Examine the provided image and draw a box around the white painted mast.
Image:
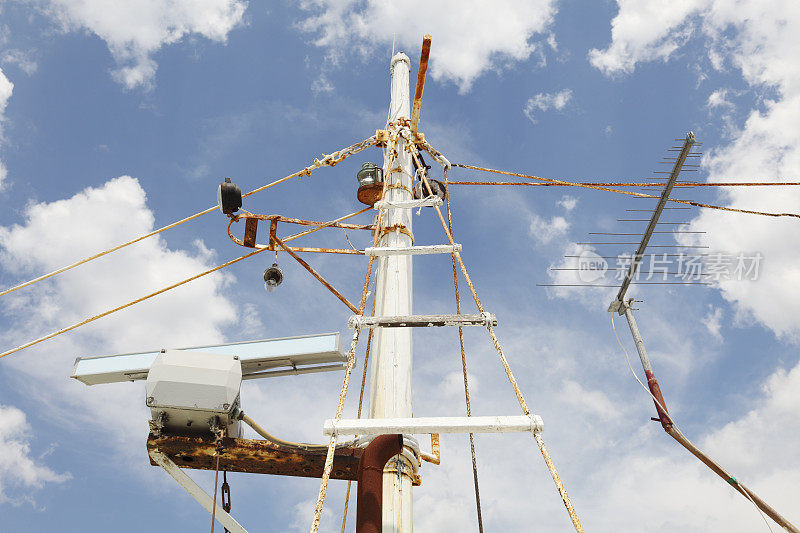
[368,51,415,532]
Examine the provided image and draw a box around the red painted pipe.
[644,369,673,429]
[356,434,404,533]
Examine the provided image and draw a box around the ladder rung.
[373,197,443,210]
[348,313,496,329]
[364,244,462,256]
[323,414,544,436]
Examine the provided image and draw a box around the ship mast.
[368,51,415,532]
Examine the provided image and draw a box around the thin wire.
[444,171,484,532]
[610,313,774,533]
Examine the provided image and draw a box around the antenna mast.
[368,51,415,531]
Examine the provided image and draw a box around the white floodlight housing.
[71,333,347,386]
[146,350,243,438]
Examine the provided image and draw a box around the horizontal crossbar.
[373,197,443,210]
[364,244,462,256]
[324,415,544,436]
[147,433,362,480]
[348,313,496,329]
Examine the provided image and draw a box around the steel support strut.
[150,450,248,533]
[617,300,799,533]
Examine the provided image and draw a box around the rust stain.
[243,217,258,248]
[147,434,363,481]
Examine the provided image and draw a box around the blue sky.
[0,1,799,532]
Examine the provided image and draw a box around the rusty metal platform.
[146,433,362,481]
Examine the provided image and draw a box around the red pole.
[356,435,404,533]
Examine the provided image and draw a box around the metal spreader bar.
[324,415,544,436]
[609,132,696,312]
[365,244,462,256]
[348,313,497,330]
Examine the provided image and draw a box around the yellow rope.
[310,138,396,533]
[0,136,378,299]
[0,205,215,299]
[0,210,367,360]
[340,285,376,533]
[0,247,268,359]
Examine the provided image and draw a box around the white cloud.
[588,0,703,76]
[0,67,13,190]
[557,195,578,211]
[0,176,237,464]
[594,1,800,338]
[0,70,12,133]
[311,73,334,95]
[523,88,572,123]
[0,404,69,504]
[702,305,723,340]
[591,358,800,531]
[33,0,247,89]
[529,212,569,244]
[558,379,620,419]
[407,316,800,532]
[297,0,558,93]
[438,371,479,401]
[706,88,741,134]
[707,88,732,109]
[1,49,38,75]
[546,243,615,305]
[289,498,336,533]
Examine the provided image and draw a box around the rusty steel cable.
[310,140,397,533]
[0,209,367,360]
[273,236,359,314]
[444,170,485,533]
[452,164,800,219]
[0,135,378,300]
[407,144,585,532]
[447,180,800,187]
[226,208,372,252]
